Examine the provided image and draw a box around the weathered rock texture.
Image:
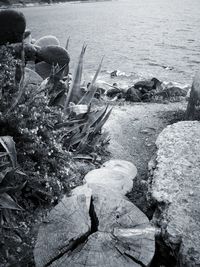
[148,121,200,267]
[34,160,155,267]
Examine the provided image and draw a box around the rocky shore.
[0,8,200,267]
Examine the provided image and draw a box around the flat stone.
[148,121,200,267]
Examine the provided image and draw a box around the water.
[18,0,200,86]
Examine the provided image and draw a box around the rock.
[148,121,200,267]
[125,87,142,102]
[37,45,70,67]
[110,70,118,78]
[106,87,122,98]
[84,168,134,195]
[185,70,200,119]
[94,87,105,99]
[134,77,161,92]
[34,35,60,48]
[24,68,43,85]
[34,184,155,267]
[0,10,26,45]
[154,87,187,99]
[35,61,52,79]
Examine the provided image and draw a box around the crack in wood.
[44,196,99,267]
[124,252,146,267]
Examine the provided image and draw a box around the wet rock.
[125,87,142,102]
[0,10,26,45]
[34,35,60,48]
[134,77,161,92]
[37,45,70,67]
[149,121,200,267]
[110,70,118,78]
[94,87,105,99]
[154,87,187,99]
[185,70,200,120]
[106,87,122,98]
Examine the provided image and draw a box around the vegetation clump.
[0,39,111,266]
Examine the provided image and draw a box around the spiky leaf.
[79,57,103,105]
[64,45,87,112]
[0,193,23,210]
[0,137,17,168]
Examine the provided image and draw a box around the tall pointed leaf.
[93,107,113,135]
[65,37,70,50]
[0,193,23,210]
[79,57,104,105]
[64,45,87,114]
[0,136,17,168]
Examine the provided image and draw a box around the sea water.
[19,0,200,87]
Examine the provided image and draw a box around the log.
[84,168,134,195]
[34,184,155,267]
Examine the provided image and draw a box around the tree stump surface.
[34,184,155,267]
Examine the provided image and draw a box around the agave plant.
[55,45,112,154]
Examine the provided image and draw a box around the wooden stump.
[34,184,155,267]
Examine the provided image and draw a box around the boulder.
[148,121,200,267]
[0,10,26,45]
[34,184,155,267]
[185,70,200,120]
[37,45,70,67]
[24,68,43,85]
[134,78,161,92]
[35,61,52,79]
[106,87,123,98]
[34,35,60,48]
[125,87,142,102]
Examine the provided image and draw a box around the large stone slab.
[148,121,200,267]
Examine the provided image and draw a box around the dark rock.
[35,62,52,79]
[134,77,161,92]
[37,45,70,67]
[106,87,122,98]
[110,70,118,78]
[141,90,156,102]
[125,87,142,102]
[155,87,187,99]
[185,70,200,119]
[94,87,105,99]
[0,10,26,45]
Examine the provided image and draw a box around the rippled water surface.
[20,0,200,85]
